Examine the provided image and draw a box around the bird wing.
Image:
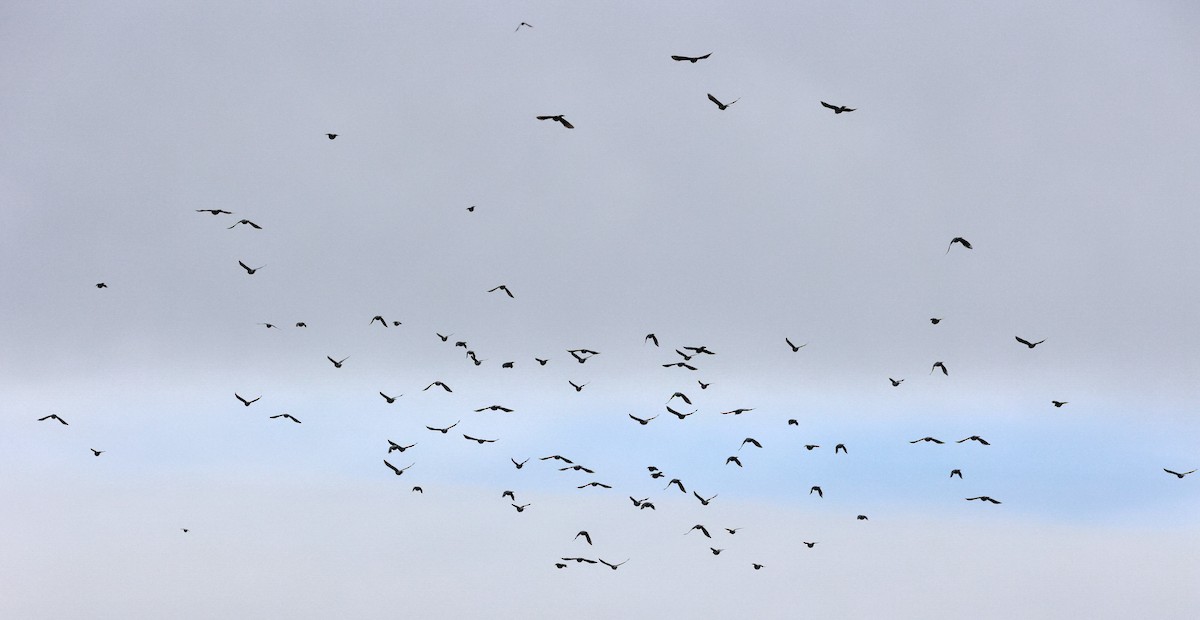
[821,101,837,110]
[384,460,400,474]
[707,93,723,107]
[558,118,574,129]
[1015,336,1032,346]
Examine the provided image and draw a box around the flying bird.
[511,503,531,512]
[515,22,532,31]
[670,53,711,63]
[666,406,695,419]
[568,381,588,392]
[957,436,991,445]
[560,465,596,474]
[667,392,692,405]
[258,323,278,329]
[693,492,717,506]
[535,358,549,365]
[501,362,514,369]
[37,414,68,425]
[380,392,401,403]
[488,284,515,298]
[561,557,596,564]
[785,338,806,352]
[95,282,107,288]
[424,381,453,392]
[369,315,389,327]
[931,361,948,375]
[1163,468,1196,478]
[227,219,262,229]
[752,563,764,570]
[698,381,711,389]
[1015,336,1046,348]
[463,434,497,444]
[436,332,452,342]
[269,413,301,423]
[598,558,628,571]
[910,437,944,444]
[803,542,818,548]
[820,101,855,113]
[857,515,869,521]
[511,458,529,469]
[383,460,413,476]
[686,524,712,538]
[1052,401,1068,407]
[295,322,307,327]
[475,405,514,413]
[541,455,574,464]
[577,481,612,489]
[628,414,657,425]
[326,356,349,368]
[90,449,104,456]
[707,93,739,110]
[575,531,592,545]
[889,378,904,386]
[536,115,574,129]
[725,456,743,467]
[195,209,232,215]
[725,528,741,535]
[645,333,659,346]
[502,490,515,500]
[721,408,754,416]
[945,237,972,253]
[662,362,697,370]
[835,444,847,454]
[810,486,823,498]
[966,496,1002,504]
[710,548,724,555]
[804,444,820,451]
[787,419,798,426]
[235,394,260,407]
[412,486,423,493]
[425,421,459,433]
[930,317,943,324]
[238,261,264,274]
[666,479,687,492]
[950,469,963,478]
[326,133,337,140]
[387,440,416,453]
[739,438,762,450]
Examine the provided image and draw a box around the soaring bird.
[667,392,692,405]
[90,449,104,456]
[598,559,628,571]
[957,435,991,445]
[966,496,1002,504]
[501,362,514,369]
[709,548,724,555]
[561,465,596,474]
[686,524,712,538]
[698,381,711,389]
[37,414,68,425]
[258,323,278,329]
[889,378,904,386]
[425,421,459,433]
[488,284,515,298]
[950,469,963,478]
[945,237,972,253]
[511,458,529,469]
[1015,336,1046,348]
[476,405,514,413]
[436,332,452,342]
[693,492,717,506]
[383,460,413,476]
[502,490,515,500]
[238,261,264,274]
[554,563,567,569]
[463,434,497,444]
[235,394,260,407]
[269,413,301,423]
[575,531,592,545]
[639,502,656,510]
[369,315,389,327]
[930,317,943,324]
[380,392,401,403]
[295,322,307,327]
[1052,401,1068,407]
[666,478,687,492]
[541,455,574,464]
[821,101,855,113]
[577,481,612,489]
[227,219,262,229]
[629,496,649,507]
[810,486,823,498]
[387,440,416,453]
[424,381,453,392]
[707,93,739,110]
[196,209,232,215]
[857,515,869,521]
[568,349,600,363]
[725,528,741,535]
[666,406,695,419]
[511,503,531,512]
[785,338,806,352]
[1164,468,1196,478]
[628,414,657,425]
[910,436,944,444]
[752,563,764,570]
[326,356,349,368]
[466,205,475,212]
[671,53,711,63]
[535,358,549,365]
[515,22,532,31]
[931,361,949,375]
[95,282,107,288]
[645,333,659,346]
[662,362,697,370]
[721,408,754,416]
[835,444,847,454]
[562,557,596,564]
[412,486,423,493]
[536,115,574,129]
[326,133,337,140]
[803,542,818,548]
[804,444,820,451]
[725,456,743,467]
[787,419,798,426]
[740,438,762,450]
[568,381,588,392]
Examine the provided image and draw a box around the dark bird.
[235,394,260,407]
[966,496,1002,504]
[1164,468,1196,478]
[957,435,991,445]
[645,333,659,346]
[666,479,687,493]
[568,381,588,392]
[810,486,823,498]
[910,437,944,444]
[475,405,514,413]
[820,101,855,113]
[455,341,468,348]
[181,529,189,533]
[662,362,698,370]
[710,548,724,555]
[931,361,948,375]
[383,460,413,476]
[785,338,806,352]
[650,471,664,479]
[945,237,972,253]
[327,356,349,368]
[950,469,963,478]
[425,421,459,433]
[693,492,717,506]
[295,322,307,327]
[721,408,754,416]
[380,392,401,404]
[424,381,453,392]
[95,282,107,288]
[889,378,904,386]
[686,524,712,538]
[412,486,423,493]
[326,133,337,140]
[436,332,452,342]
[575,531,592,545]
[387,440,416,453]
[1015,336,1046,348]
[38,414,68,425]
[740,438,762,450]
[725,456,743,467]
[463,434,497,444]
[1052,401,1068,407]
[666,406,695,419]
[577,481,612,489]
[802,542,817,548]
[598,558,628,571]
[667,392,692,405]
[511,458,529,469]
[804,444,820,451]
[195,209,232,215]
[787,419,798,426]
[258,323,278,329]
[568,349,600,363]
[536,115,574,129]
[535,358,549,365]
[227,219,262,229]
[752,563,764,570]
[560,465,596,474]
[670,53,711,63]
[488,284,515,298]
[835,444,847,454]
[629,496,648,507]
[269,413,301,423]
[369,315,389,327]
[515,22,532,31]
[707,93,739,110]
[698,381,711,389]
[725,528,741,535]
[238,261,264,274]
[555,563,567,569]
[541,455,574,464]
[90,449,104,456]
[512,503,531,512]
[647,466,659,472]
[930,317,943,324]
[501,362,514,369]
[669,350,689,363]
[857,515,869,521]
[466,206,475,212]
[639,502,656,510]
[628,414,657,425]
[502,490,515,500]
[562,557,596,564]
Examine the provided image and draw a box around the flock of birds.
[49,23,1195,576]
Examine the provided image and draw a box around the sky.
[2,1,1199,618]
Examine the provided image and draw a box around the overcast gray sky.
[2,1,1199,618]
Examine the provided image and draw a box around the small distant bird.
[662,362,698,370]
[577,481,612,489]
[436,332,452,342]
[740,438,762,450]
[95,282,107,288]
[511,503,531,512]
[857,515,869,521]
[235,394,260,407]
[535,358,549,365]
[821,101,855,113]
[639,502,656,510]
[710,548,724,555]
[674,350,693,362]
[785,338,806,352]
[38,414,68,425]
[670,53,711,63]
[555,563,567,569]
[930,317,943,324]
[721,408,754,416]
[475,405,514,413]
[629,496,648,507]
[810,486,823,498]
[326,133,337,140]
[694,492,717,506]
[575,531,592,545]
[511,458,529,469]
[466,205,475,212]
[1015,336,1046,348]
[889,378,904,386]
[502,490,515,500]
[501,362,514,369]
[195,209,232,215]
[561,465,596,474]
[387,440,416,453]
[488,284,515,298]
[1052,401,1068,407]
[707,93,739,110]
[562,557,596,564]
[568,381,587,392]
[666,478,687,493]
[227,219,262,229]
[383,460,413,476]
[910,437,944,444]
[725,456,743,467]
[966,496,1002,504]
[238,261,264,274]
[945,237,972,253]
[598,558,628,571]
[957,435,991,445]
[90,449,104,456]
[698,381,710,389]
[380,392,401,403]
[295,322,307,327]
[752,563,764,570]
[455,341,468,348]
[425,421,459,433]
[686,524,712,538]
[931,361,949,375]
[181,529,189,533]
[950,469,963,478]
[424,381,453,392]
[628,414,657,425]
[667,392,692,405]
[787,419,798,426]
[269,413,301,423]
[666,406,695,419]
[804,444,820,451]
[515,22,532,31]
[835,444,847,454]
[412,486,423,493]
[645,333,659,346]
[258,323,278,329]
[725,528,741,535]
[1164,468,1196,478]
[326,356,349,368]
[536,115,574,129]
[463,434,497,444]
[541,455,574,464]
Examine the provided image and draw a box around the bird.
[725,456,743,467]
[639,502,656,510]
[931,361,949,375]
[752,563,764,570]
[425,421,459,433]
[662,362,697,370]
[561,465,596,474]
[387,440,416,453]
[488,284,515,298]
[835,444,847,454]
[785,338,806,352]
[966,496,1002,504]
[666,406,695,419]
[804,444,820,451]
[670,53,711,63]
[1015,336,1046,348]
[90,449,103,456]
[710,548,724,555]
[802,542,818,548]
[1052,401,1068,407]
[181,529,189,533]
[629,496,648,507]
[693,492,717,506]
[37,414,68,425]
[295,322,307,327]
[541,455,574,464]
[436,332,452,342]
[568,381,587,392]
[511,458,529,469]
[475,405,514,413]
[857,515,869,521]
[502,490,515,500]
[721,408,754,415]
[910,437,944,444]
[810,486,823,498]
[369,315,389,327]
[411,486,423,493]
[227,219,262,229]
[501,362,514,369]
[455,341,468,348]
[821,101,855,113]
[424,381,453,392]
[238,261,264,274]
[269,413,301,423]
[698,381,711,389]
[567,348,600,361]
[1163,468,1196,478]
[326,133,337,140]
[535,358,549,366]
[554,563,567,569]
[466,206,475,212]
[463,434,497,444]
[787,419,798,426]
[326,356,349,368]
[383,460,413,476]
[578,481,612,489]
[645,333,659,346]
[598,558,628,571]
[511,503,531,512]
[945,237,972,253]
[379,392,401,404]
[515,22,532,31]
[707,93,739,110]
[740,438,762,450]
[258,323,278,329]
[889,378,904,386]
[667,392,692,404]
[234,394,260,407]
[666,479,687,492]
[950,469,963,478]
[536,115,574,129]
[957,435,991,445]
[628,414,657,425]
[686,524,712,538]
[561,557,596,564]
[725,528,741,535]
[195,209,232,215]
[95,282,107,288]
[575,531,592,545]
[930,317,943,324]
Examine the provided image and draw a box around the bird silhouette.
[950,469,963,478]
[821,101,855,113]
[475,405,514,413]
[412,486,423,493]
[515,22,532,31]
[710,548,724,555]
[295,322,307,327]
[575,531,592,545]
[945,237,972,253]
[889,378,904,386]
[698,381,711,389]
[752,563,764,570]
[269,413,301,423]
[369,316,389,327]
[740,438,762,450]
[666,406,695,419]
[90,449,104,456]
[931,361,949,375]
[910,437,944,444]
[258,323,278,329]
[502,490,515,500]
[599,558,628,570]
[380,392,401,403]
[568,381,588,392]
[535,358,549,365]
[1052,401,1068,407]
[227,219,262,229]
[721,408,754,416]
[326,356,349,368]
[630,496,649,507]
[785,338,806,352]
[957,436,991,445]
[560,465,596,474]
[511,503,531,512]
[930,317,943,324]
[1163,468,1196,478]
[670,53,711,63]
[686,524,712,538]
[1015,336,1046,348]
[554,563,567,569]
[511,458,529,469]
[425,421,459,433]
[383,460,413,475]
[38,414,68,425]
[577,481,612,489]
[536,115,574,129]
[835,444,847,454]
[966,496,1002,504]
[628,414,657,425]
[95,282,107,288]
[237,261,264,274]
[803,541,818,548]
[725,528,741,535]
[424,381,453,392]
[501,362,514,369]
[235,394,260,407]
[562,557,596,564]
[436,332,452,342]
[810,486,823,498]
[195,209,232,215]
[645,333,659,346]
[466,206,475,212]
[463,434,497,444]
[666,478,687,492]
[725,456,743,467]
[488,284,515,298]
[181,529,189,533]
[693,492,717,506]
[707,93,739,110]
[787,419,799,426]
[326,133,337,140]
[667,392,692,404]
[662,362,698,370]
[387,440,416,453]
[857,515,869,521]
[804,444,820,451]
[541,455,574,464]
